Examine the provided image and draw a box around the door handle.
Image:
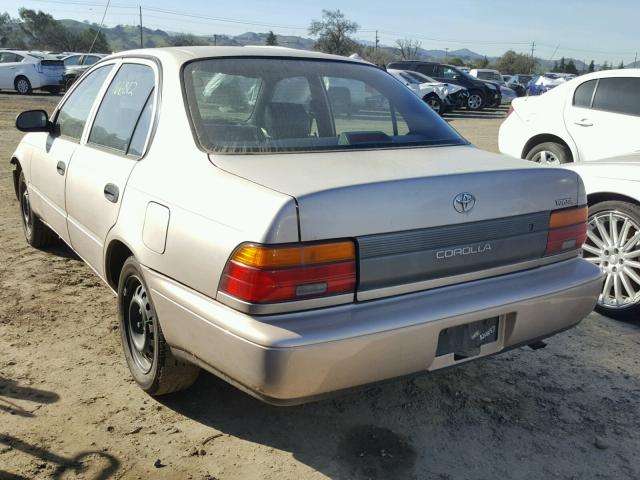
[56,161,65,175]
[103,183,119,203]
[574,119,593,127]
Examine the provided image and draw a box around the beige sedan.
[10,47,602,404]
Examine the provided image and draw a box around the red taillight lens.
[219,241,356,304]
[507,104,515,117]
[545,206,588,256]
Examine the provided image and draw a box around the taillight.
[219,241,356,304]
[507,104,515,117]
[545,206,588,255]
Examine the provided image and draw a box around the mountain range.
[61,19,635,70]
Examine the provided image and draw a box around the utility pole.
[530,40,535,74]
[445,47,449,59]
[139,6,143,48]
[214,34,217,46]
[375,30,379,52]
[635,52,638,67]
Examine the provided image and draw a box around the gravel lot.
[1,92,639,480]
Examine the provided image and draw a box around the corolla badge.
[453,192,476,213]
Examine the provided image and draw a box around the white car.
[470,68,504,84]
[0,50,64,94]
[499,69,640,164]
[563,155,640,318]
[387,69,449,113]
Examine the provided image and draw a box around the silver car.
[11,47,602,405]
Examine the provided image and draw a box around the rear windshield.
[183,58,466,154]
[477,71,502,81]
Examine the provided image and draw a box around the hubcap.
[468,94,482,109]
[122,276,155,373]
[582,211,640,310]
[21,189,32,237]
[533,150,561,165]
[17,79,29,93]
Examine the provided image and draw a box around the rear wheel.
[14,76,32,95]
[582,201,640,320]
[466,90,484,110]
[118,257,200,395]
[525,142,571,165]
[423,94,442,115]
[18,171,55,248]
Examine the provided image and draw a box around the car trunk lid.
[211,145,582,299]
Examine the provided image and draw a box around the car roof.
[103,46,370,67]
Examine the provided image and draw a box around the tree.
[565,59,578,75]
[309,9,359,56]
[473,56,489,68]
[494,50,535,74]
[265,30,278,46]
[18,8,67,50]
[558,57,566,72]
[618,61,624,69]
[588,60,595,72]
[395,38,421,60]
[447,56,464,66]
[601,61,609,71]
[552,61,558,72]
[0,12,25,48]
[167,34,202,47]
[360,45,392,67]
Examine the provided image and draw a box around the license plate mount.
[436,317,499,360]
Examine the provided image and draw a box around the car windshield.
[183,58,466,154]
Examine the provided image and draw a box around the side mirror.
[453,75,461,80]
[16,110,52,133]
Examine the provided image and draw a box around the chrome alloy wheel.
[16,78,30,94]
[122,275,155,373]
[467,94,482,110]
[582,210,640,310]
[531,150,560,165]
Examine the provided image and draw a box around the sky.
[3,0,639,64]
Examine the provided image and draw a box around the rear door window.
[55,65,113,141]
[592,77,640,116]
[416,64,436,76]
[573,80,597,108]
[88,63,156,155]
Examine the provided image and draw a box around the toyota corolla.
[10,47,602,404]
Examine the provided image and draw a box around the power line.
[88,0,110,53]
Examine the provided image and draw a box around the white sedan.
[565,155,640,318]
[387,68,449,114]
[499,69,640,164]
[0,50,64,94]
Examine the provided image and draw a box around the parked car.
[563,155,640,318]
[0,50,64,94]
[527,73,567,96]
[499,69,640,164]
[398,69,470,109]
[11,46,601,404]
[470,68,504,84]
[500,85,517,104]
[509,74,534,87]
[387,68,453,114]
[62,53,106,90]
[387,60,501,110]
[502,75,512,83]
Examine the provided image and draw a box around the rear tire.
[14,76,32,95]
[118,257,200,395]
[18,171,56,248]
[583,201,640,320]
[525,142,572,165]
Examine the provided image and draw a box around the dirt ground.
[1,92,639,480]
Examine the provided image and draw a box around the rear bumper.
[144,257,602,405]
